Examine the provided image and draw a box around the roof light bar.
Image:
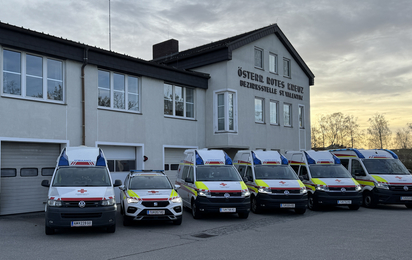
[58,148,69,166]
[252,151,261,165]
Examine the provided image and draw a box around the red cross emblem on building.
[279,181,286,184]
[220,183,227,186]
[78,189,87,193]
[335,179,341,183]
[396,176,402,180]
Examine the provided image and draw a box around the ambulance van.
[175,149,250,219]
[41,147,122,235]
[285,150,362,210]
[330,148,412,208]
[233,150,307,214]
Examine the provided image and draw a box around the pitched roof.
[153,24,314,85]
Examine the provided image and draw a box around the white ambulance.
[41,147,122,235]
[330,148,412,208]
[233,150,307,214]
[175,149,250,219]
[284,150,362,211]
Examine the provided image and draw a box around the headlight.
[316,185,329,191]
[198,190,211,197]
[355,185,362,191]
[242,190,251,197]
[102,198,116,206]
[47,199,62,207]
[376,182,389,190]
[258,187,272,194]
[171,197,182,203]
[300,187,308,194]
[127,197,140,204]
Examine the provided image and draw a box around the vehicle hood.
[311,178,357,187]
[127,189,179,200]
[255,179,303,189]
[370,174,412,185]
[195,181,248,192]
[48,187,114,200]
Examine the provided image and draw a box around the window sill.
[255,122,265,125]
[284,125,293,128]
[270,123,280,126]
[214,131,238,134]
[1,94,65,105]
[254,66,264,71]
[98,107,142,114]
[164,115,196,121]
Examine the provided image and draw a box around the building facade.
[0,22,314,215]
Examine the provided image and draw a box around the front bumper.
[313,191,362,206]
[194,196,251,214]
[256,193,308,209]
[373,188,412,205]
[124,202,183,221]
[45,205,117,228]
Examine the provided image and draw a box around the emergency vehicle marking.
[371,175,389,184]
[205,161,224,165]
[70,161,95,166]
[289,161,305,165]
[262,161,280,165]
[316,160,334,164]
[60,197,104,201]
[234,161,252,165]
[78,189,87,193]
[220,183,227,187]
[332,153,357,158]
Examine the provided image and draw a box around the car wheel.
[120,203,124,215]
[238,212,249,219]
[363,191,377,208]
[295,208,306,214]
[348,204,360,210]
[123,215,132,226]
[107,224,116,233]
[308,193,319,211]
[405,204,412,209]
[172,217,182,225]
[251,196,261,214]
[191,200,202,219]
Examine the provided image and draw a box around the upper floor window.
[164,84,194,119]
[284,103,292,127]
[283,58,291,78]
[255,97,264,123]
[299,105,304,129]
[2,49,63,102]
[98,70,140,112]
[215,90,237,132]
[254,47,263,69]
[270,100,279,125]
[269,53,278,74]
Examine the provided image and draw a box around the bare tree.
[324,112,346,147]
[394,125,411,149]
[344,115,361,148]
[367,114,392,149]
[311,126,322,149]
[318,115,328,148]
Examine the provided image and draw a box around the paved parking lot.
[0,204,411,260]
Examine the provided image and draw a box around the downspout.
[81,48,89,146]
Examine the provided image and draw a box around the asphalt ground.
[0,204,411,260]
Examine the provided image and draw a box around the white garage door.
[164,148,186,184]
[0,142,61,215]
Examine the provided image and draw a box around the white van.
[285,150,362,210]
[41,147,122,235]
[175,149,250,219]
[330,148,412,208]
[233,150,307,214]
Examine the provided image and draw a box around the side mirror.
[41,180,50,187]
[174,184,181,189]
[119,185,125,191]
[185,177,193,183]
[113,179,122,187]
[242,176,248,182]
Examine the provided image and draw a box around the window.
[107,160,136,172]
[20,168,38,177]
[98,70,140,112]
[215,90,237,132]
[1,168,16,177]
[269,53,278,74]
[283,58,291,78]
[299,105,304,128]
[255,98,264,123]
[164,84,194,118]
[41,168,55,176]
[284,103,292,127]
[254,47,263,69]
[2,49,64,101]
[270,100,279,125]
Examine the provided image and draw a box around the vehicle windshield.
[254,165,298,180]
[362,159,410,175]
[130,176,172,189]
[52,167,111,187]
[309,165,352,178]
[196,166,242,181]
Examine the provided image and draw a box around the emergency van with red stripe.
[175,149,250,219]
[119,170,183,225]
[330,148,412,208]
[233,150,307,214]
[285,150,362,211]
[41,147,122,235]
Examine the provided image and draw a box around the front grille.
[271,189,300,194]
[329,187,356,191]
[208,198,245,203]
[390,185,412,192]
[142,201,170,207]
[62,201,101,207]
[61,213,102,218]
[211,192,242,196]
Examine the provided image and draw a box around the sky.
[1,0,411,133]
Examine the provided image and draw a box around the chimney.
[153,39,179,60]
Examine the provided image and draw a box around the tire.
[363,191,377,208]
[123,215,132,226]
[172,217,182,225]
[348,204,360,210]
[308,194,319,211]
[45,225,55,235]
[238,212,249,219]
[405,204,412,209]
[251,196,261,214]
[191,201,202,219]
[295,208,306,214]
[107,224,116,233]
[120,203,124,216]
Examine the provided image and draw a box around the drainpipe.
[81,48,89,146]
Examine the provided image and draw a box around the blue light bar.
[380,149,398,159]
[333,155,341,164]
[304,152,316,165]
[58,148,69,166]
[195,151,204,165]
[280,155,288,165]
[251,151,261,165]
[224,152,233,165]
[96,149,106,166]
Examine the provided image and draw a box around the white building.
[0,22,314,215]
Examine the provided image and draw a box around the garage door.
[164,148,186,184]
[0,142,61,215]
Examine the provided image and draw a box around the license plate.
[147,210,165,215]
[71,221,92,227]
[401,197,412,201]
[337,200,352,205]
[280,203,295,208]
[220,208,236,213]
